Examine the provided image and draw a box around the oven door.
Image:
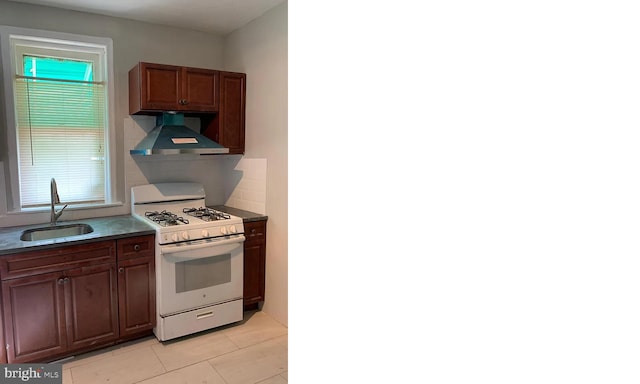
[158,235,244,316]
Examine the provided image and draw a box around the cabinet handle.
[182,99,189,105]
[134,244,141,252]
[251,229,256,234]
[57,278,64,285]
[119,267,124,273]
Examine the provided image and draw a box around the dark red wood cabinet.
[64,263,119,351]
[1,271,67,363]
[243,220,267,309]
[129,62,219,113]
[116,235,156,339]
[202,71,246,154]
[0,241,118,363]
[0,235,155,363]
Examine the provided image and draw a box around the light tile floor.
[60,310,287,384]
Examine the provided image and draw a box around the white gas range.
[131,182,245,341]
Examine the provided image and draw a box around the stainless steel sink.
[20,224,94,241]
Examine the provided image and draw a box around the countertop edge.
[210,205,268,223]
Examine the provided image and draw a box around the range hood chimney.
[130,112,229,155]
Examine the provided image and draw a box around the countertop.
[0,215,156,255]
[210,206,268,223]
[0,208,263,256]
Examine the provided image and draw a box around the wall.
[0,0,227,226]
[224,2,288,326]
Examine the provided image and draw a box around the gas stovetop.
[131,183,244,245]
[144,207,231,227]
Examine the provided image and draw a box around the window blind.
[14,76,106,207]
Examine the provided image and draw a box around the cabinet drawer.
[117,235,155,261]
[243,221,266,244]
[0,241,116,280]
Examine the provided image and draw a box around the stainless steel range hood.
[130,112,229,155]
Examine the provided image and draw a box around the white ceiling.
[6,0,285,35]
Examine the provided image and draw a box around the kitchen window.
[0,27,116,212]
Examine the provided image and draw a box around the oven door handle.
[160,235,245,255]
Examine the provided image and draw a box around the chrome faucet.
[50,178,68,226]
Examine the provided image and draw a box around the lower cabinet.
[117,236,156,339]
[0,235,155,363]
[243,220,267,309]
[2,271,69,362]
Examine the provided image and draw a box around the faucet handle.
[55,204,68,220]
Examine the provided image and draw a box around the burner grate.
[145,210,189,226]
[183,207,231,222]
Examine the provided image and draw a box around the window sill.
[8,201,124,215]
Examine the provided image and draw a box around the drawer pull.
[133,244,141,252]
[196,311,214,320]
[119,267,124,273]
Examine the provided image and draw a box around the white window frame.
[0,26,117,213]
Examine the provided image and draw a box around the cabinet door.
[218,71,246,154]
[64,264,118,350]
[243,221,266,308]
[243,243,265,307]
[140,62,182,111]
[182,67,219,112]
[2,272,66,363]
[118,256,156,338]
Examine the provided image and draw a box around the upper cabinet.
[202,71,246,154]
[128,62,247,154]
[128,62,220,114]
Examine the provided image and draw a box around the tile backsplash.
[223,157,267,214]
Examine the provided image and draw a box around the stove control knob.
[201,229,209,237]
[229,225,237,234]
[181,231,190,240]
[220,226,228,235]
[171,233,179,242]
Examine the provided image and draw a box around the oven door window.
[175,254,231,293]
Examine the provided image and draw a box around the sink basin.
[20,224,94,241]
